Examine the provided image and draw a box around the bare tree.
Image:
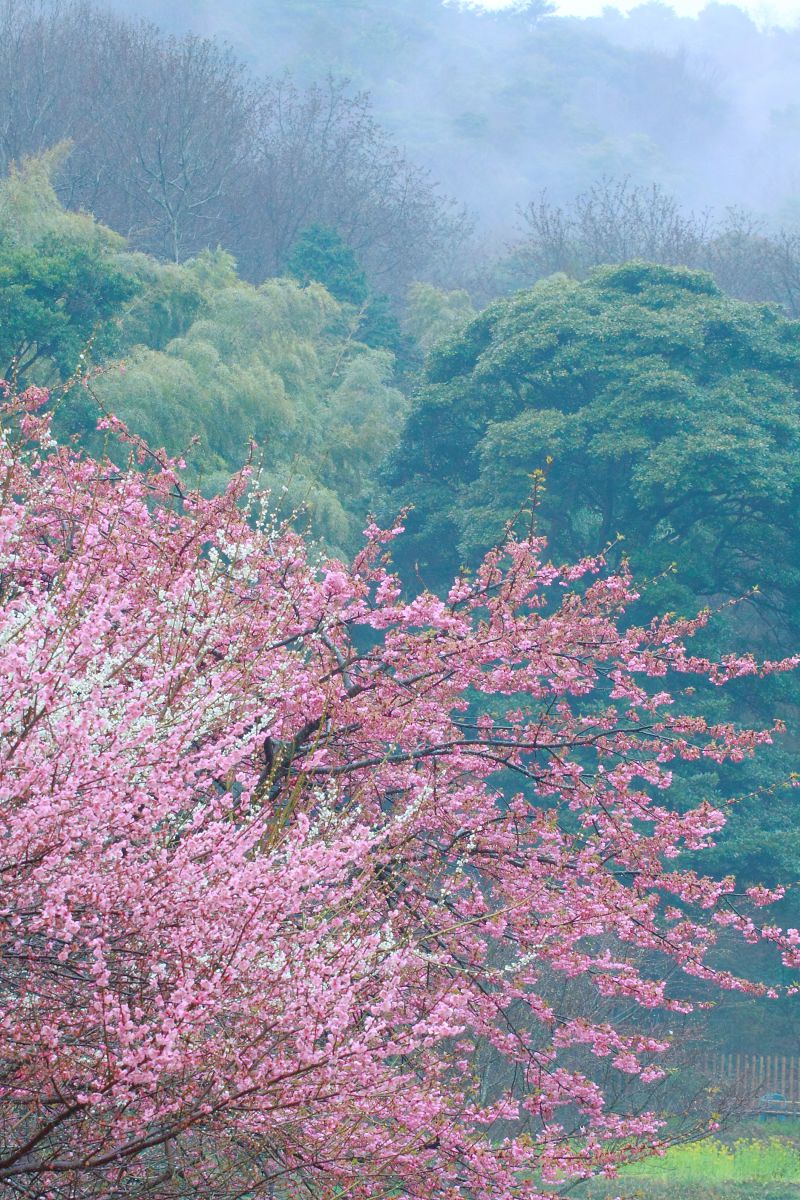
[0,0,99,174]
[230,76,470,293]
[764,227,800,317]
[70,22,256,262]
[515,178,711,281]
[700,208,781,306]
[0,0,256,260]
[0,1,468,295]
[512,176,800,316]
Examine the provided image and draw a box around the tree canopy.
[89,267,407,553]
[287,224,370,306]
[387,262,800,636]
[0,150,137,381]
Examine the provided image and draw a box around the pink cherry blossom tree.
[1,385,798,1199]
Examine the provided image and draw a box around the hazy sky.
[478,0,800,27]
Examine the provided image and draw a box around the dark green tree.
[385,262,800,901]
[0,150,137,385]
[287,224,415,369]
[0,232,136,381]
[387,262,800,628]
[287,224,369,306]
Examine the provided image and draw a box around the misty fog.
[96,0,800,229]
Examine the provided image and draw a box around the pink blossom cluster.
[0,391,796,1198]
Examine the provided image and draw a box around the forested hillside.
[94,0,800,224]
[0,152,458,553]
[0,0,470,295]
[4,1,800,1196]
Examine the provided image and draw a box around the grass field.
[577,1123,800,1199]
[583,1187,800,1199]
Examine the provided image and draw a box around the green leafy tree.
[0,150,137,382]
[92,276,406,553]
[0,234,136,380]
[385,262,800,902]
[114,252,228,352]
[404,281,476,352]
[287,224,369,306]
[287,224,414,368]
[388,263,800,620]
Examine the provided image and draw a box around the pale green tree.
[95,276,406,553]
[404,282,476,353]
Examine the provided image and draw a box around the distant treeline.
[5,0,800,317]
[0,0,469,298]
[96,0,800,228]
[509,178,800,318]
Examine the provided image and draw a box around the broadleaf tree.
[386,263,800,636]
[384,261,800,915]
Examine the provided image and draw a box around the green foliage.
[286,225,415,370]
[356,293,414,368]
[385,262,800,909]
[0,151,137,381]
[0,156,407,556]
[0,235,135,380]
[0,145,109,250]
[404,281,476,352]
[388,263,800,617]
[88,275,406,554]
[287,224,369,306]
[116,249,241,352]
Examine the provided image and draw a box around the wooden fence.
[703,1052,800,1116]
